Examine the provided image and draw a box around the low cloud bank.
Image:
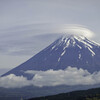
[0,66,100,88]
[0,74,30,88]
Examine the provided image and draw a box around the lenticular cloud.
[60,25,94,39]
[0,66,100,88]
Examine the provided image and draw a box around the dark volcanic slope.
[2,35,100,78]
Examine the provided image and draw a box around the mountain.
[1,35,100,100]
[2,35,100,79]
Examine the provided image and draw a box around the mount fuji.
[1,35,100,99]
[2,35,100,79]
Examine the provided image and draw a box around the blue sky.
[0,0,100,74]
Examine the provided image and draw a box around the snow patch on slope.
[78,54,81,59]
[61,50,66,56]
[87,47,95,56]
[58,57,61,62]
[77,44,82,49]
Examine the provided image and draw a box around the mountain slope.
[2,35,100,79]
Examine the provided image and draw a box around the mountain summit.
[2,35,100,79]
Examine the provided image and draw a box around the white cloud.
[0,24,95,56]
[1,66,100,88]
[59,25,94,39]
[28,67,95,87]
[0,74,30,88]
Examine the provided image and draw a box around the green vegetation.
[28,88,100,100]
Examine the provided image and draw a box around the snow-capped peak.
[2,34,100,79]
[50,35,100,58]
[59,35,100,48]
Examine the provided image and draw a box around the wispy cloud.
[0,0,99,57]
[0,23,95,56]
[60,24,94,38]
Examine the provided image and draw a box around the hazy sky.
[0,0,100,73]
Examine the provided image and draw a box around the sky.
[0,0,100,75]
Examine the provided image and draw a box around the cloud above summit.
[60,25,94,38]
[0,23,94,56]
